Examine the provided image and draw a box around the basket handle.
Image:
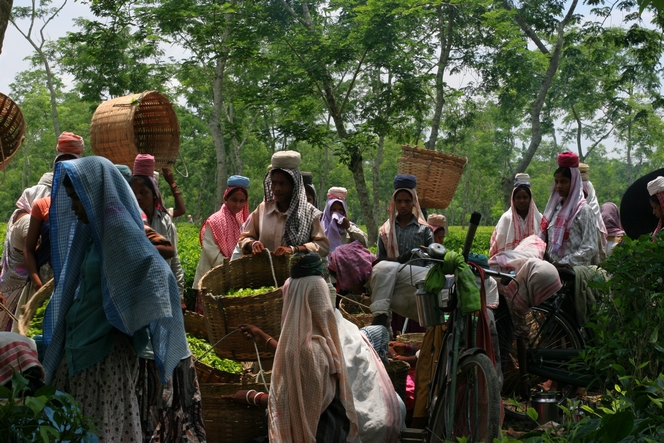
[174,149,189,178]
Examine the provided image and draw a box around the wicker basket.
[199,253,290,361]
[0,93,26,171]
[194,360,243,384]
[339,297,373,329]
[16,278,54,336]
[184,310,208,340]
[200,382,269,443]
[386,358,411,400]
[90,91,180,170]
[397,145,467,209]
[396,332,425,347]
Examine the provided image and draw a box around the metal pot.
[533,391,560,424]
[415,280,446,327]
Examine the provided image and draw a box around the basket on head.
[386,358,411,400]
[199,253,290,361]
[200,382,269,443]
[339,297,373,329]
[0,93,26,172]
[90,91,179,170]
[396,332,425,347]
[397,145,467,209]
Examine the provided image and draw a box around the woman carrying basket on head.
[238,150,328,258]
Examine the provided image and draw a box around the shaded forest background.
[2,0,664,245]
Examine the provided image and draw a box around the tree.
[0,0,11,53]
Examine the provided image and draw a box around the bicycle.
[399,240,509,443]
[494,267,595,420]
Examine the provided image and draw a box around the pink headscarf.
[327,241,376,291]
[600,203,625,237]
[132,154,166,213]
[57,132,84,155]
[200,186,249,258]
[378,188,427,259]
[540,152,586,259]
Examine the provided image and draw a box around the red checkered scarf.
[540,167,586,259]
[200,186,249,258]
[0,334,43,386]
[327,241,376,291]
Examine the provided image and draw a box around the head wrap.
[43,156,187,384]
[301,171,313,185]
[393,174,417,190]
[200,184,250,258]
[271,150,301,169]
[133,154,155,177]
[290,253,325,278]
[427,213,447,234]
[327,187,348,200]
[228,175,250,188]
[115,164,132,182]
[601,202,625,237]
[539,152,586,259]
[37,172,54,188]
[504,258,562,315]
[558,151,579,168]
[379,188,427,259]
[514,173,531,187]
[321,187,351,252]
[490,185,542,257]
[328,241,376,291]
[647,176,664,196]
[264,163,321,246]
[56,132,84,155]
[579,163,590,181]
[15,182,51,214]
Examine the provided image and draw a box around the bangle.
[290,246,295,254]
[170,182,178,189]
[253,392,264,406]
[245,389,257,404]
[251,241,258,249]
[265,337,274,350]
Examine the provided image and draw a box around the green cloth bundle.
[425,251,480,315]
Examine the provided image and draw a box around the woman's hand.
[161,167,175,185]
[273,245,291,256]
[339,217,351,230]
[251,241,265,255]
[238,324,266,340]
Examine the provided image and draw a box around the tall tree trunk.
[372,135,385,243]
[425,5,453,150]
[626,120,633,186]
[0,0,12,54]
[210,57,228,207]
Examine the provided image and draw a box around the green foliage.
[223,286,276,298]
[174,222,201,308]
[27,299,50,339]
[186,334,242,374]
[0,372,97,443]
[585,234,664,385]
[444,226,493,257]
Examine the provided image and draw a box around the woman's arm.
[238,209,264,254]
[162,168,186,218]
[23,216,44,290]
[300,218,330,257]
[346,223,368,247]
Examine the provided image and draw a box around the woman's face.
[225,189,247,215]
[130,179,155,213]
[330,201,346,217]
[513,187,531,214]
[554,173,571,199]
[434,229,445,245]
[394,190,415,217]
[651,199,664,220]
[65,185,89,224]
[270,170,294,205]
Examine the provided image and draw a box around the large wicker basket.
[90,91,180,170]
[200,382,269,443]
[184,310,208,340]
[397,145,467,209]
[194,359,242,384]
[386,358,411,400]
[199,253,290,361]
[0,93,26,171]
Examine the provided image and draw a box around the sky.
[0,1,655,157]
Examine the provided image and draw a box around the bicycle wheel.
[428,353,501,443]
[501,304,585,419]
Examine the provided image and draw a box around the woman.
[321,186,368,252]
[427,213,447,245]
[238,151,328,257]
[193,175,250,310]
[647,176,664,237]
[601,202,625,255]
[378,175,433,264]
[129,154,185,303]
[228,253,403,442]
[0,181,51,331]
[489,173,542,258]
[42,156,189,442]
[540,152,599,266]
